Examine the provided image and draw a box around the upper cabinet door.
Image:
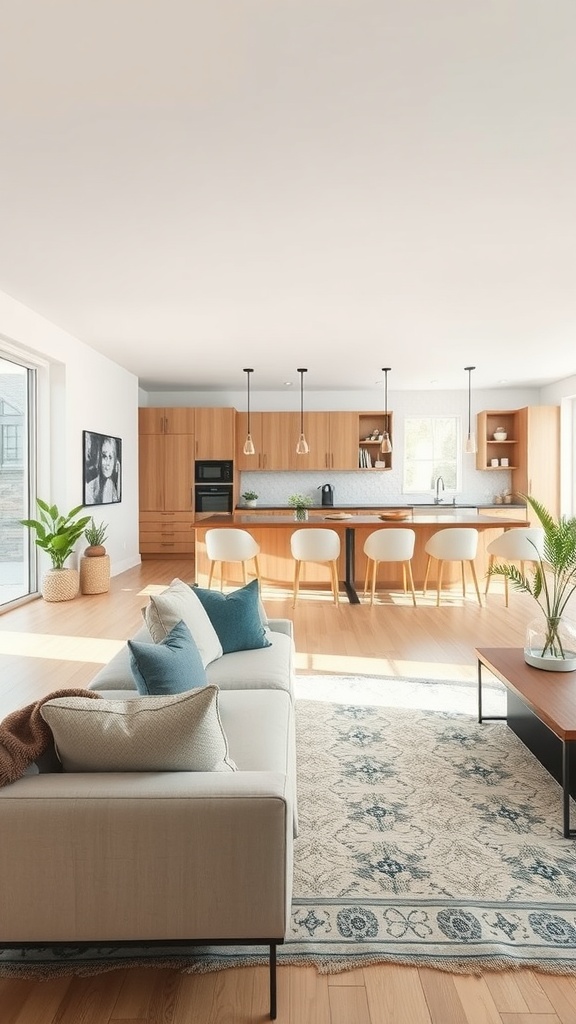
[164,408,195,434]
[195,408,236,460]
[138,408,166,434]
[329,412,360,469]
[260,411,300,470]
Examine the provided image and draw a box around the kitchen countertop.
[235,503,527,511]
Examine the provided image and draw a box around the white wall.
[0,290,140,577]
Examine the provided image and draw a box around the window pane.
[0,356,35,606]
[403,416,460,493]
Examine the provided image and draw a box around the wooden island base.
[194,512,524,599]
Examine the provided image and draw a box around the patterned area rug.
[3,672,576,977]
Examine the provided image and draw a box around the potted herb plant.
[288,493,313,522]
[241,490,259,508]
[80,517,111,595]
[84,518,108,557]
[21,499,92,602]
[487,494,576,671]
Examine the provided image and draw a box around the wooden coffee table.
[476,647,576,838]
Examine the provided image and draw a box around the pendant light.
[295,368,309,454]
[380,367,392,454]
[242,368,256,455]
[464,365,477,454]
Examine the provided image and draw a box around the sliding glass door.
[0,355,36,607]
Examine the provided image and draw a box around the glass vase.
[294,508,309,522]
[524,617,576,672]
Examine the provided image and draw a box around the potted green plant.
[241,490,259,508]
[21,499,92,602]
[84,517,108,557]
[487,494,576,671]
[288,493,313,522]
[81,517,110,594]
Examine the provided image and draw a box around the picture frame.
[83,430,122,506]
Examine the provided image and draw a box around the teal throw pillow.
[192,579,272,655]
[128,620,208,695]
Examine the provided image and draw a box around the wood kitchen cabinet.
[195,407,235,460]
[237,410,361,471]
[476,410,520,471]
[138,407,195,434]
[513,406,560,520]
[138,408,195,556]
[476,406,560,519]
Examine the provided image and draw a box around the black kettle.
[319,484,334,507]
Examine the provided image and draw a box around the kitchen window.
[403,416,460,494]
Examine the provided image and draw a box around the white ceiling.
[0,1,575,393]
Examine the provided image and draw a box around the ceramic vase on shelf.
[524,617,576,672]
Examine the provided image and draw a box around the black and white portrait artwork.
[83,431,122,506]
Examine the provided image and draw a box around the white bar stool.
[290,528,341,607]
[485,527,544,606]
[423,527,481,606]
[205,528,261,591]
[363,528,417,606]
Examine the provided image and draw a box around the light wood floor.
[1,559,576,1024]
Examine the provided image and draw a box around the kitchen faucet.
[434,476,445,504]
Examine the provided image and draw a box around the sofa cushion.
[144,578,222,667]
[40,687,236,773]
[128,620,208,695]
[192,580,272,655]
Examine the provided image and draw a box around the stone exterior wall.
[0,471,24,561]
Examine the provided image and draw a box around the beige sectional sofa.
[0,602,296,1020]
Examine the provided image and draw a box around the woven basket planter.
[80,555,110,595]
[42,568,79,602]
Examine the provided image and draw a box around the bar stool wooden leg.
[331,560,340,604]
[436,560,444,606]
[208,561,216,589]
[364,558,371,597]
[253,555,261,582]
[460,560,467,598]
[470,559,482,607]
[485,553,494,594]
[242,561,247,585]
[292,560,301,608]
[423,555,433,596]
[406,560,417,606]
[370,560,378,605]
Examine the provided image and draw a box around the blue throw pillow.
[128,620,208,695]
[192,579,272,655]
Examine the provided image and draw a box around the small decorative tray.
[324,512,353,520]
[378,510,411,520]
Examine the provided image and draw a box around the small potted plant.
[81,518,111,594]
[21,499,91,602]
[288,493,313,521]
[241,490,259,508]
[84,518,108,556]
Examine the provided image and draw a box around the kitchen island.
[194,511,525,603]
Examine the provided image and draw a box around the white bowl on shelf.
[493,431,507,441]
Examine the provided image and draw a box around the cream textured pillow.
[40,686,236,773]
[144,578,223,667]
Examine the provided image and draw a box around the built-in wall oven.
[195,484,233,514]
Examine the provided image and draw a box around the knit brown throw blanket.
[0,689,101,787]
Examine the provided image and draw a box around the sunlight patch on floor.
[0,631,125,664]
[294,650,479,682]
[294,671,506,717]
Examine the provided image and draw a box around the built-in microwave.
[195,484,233,514]
[195,460,233,483]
